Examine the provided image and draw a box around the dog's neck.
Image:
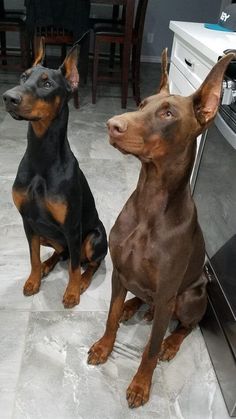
[135,140,196,210]
[26,104,71,172]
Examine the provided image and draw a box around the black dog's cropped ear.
[158,48,170,94]
[191,52,235,127]
[33,37,45,66]
[60,45,79,92]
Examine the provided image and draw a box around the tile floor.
[0,62,230,418]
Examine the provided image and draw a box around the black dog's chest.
[13,174,67,241]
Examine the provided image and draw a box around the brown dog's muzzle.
[107,117,128,142]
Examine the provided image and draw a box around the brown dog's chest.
[109,200,160,303]
[109,186,200,304]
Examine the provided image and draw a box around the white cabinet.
[169,21,236,184]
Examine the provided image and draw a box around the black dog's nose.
[3,91,22,108]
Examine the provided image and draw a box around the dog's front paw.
[126,377,151,408]
[63,288,80,308]
[23,277,41,296]
[87,338,112,365]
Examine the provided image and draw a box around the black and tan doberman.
[87,50,234,407]
[3,39,107,308]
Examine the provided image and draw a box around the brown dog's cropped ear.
[158,48,170,94]
[192,52,235,127]
[59,45,79,92]
[33,37,45,66]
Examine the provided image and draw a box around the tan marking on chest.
[30,96,61,137]
[45,199,68,224]
[12,188,28,210]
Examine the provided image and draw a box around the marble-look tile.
[163,328,230,419]
[13,311,171,419]
[79,159,132,232]
[0,311,29,419]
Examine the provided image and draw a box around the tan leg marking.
[63,263,81,308]
[126,340,158,408]
[24,235,42,296]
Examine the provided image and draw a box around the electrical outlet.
[147,33,154,44]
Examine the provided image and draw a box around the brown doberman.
[2,39,107,308]
[87,50,235,407]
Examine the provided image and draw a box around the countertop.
[169,21,236,64]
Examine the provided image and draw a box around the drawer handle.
[185,58,194,68]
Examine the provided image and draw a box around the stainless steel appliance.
[192,57,236,416]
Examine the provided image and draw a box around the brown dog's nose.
[107,117,128,137]
[3,90,22,110]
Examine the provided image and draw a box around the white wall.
[141,0,222,62]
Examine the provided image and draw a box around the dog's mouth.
[109,136,129,155]
[7,109,41,122]
[8,110,24,120]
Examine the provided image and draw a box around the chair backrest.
[134,0,149,43]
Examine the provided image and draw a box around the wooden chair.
[92,0,148,107]
[0,2,31,70]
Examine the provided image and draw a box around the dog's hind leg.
[41,251,61,277]
[159,278,207,362]
[121,298,154,322]
[80,222,108,294]
[40,238,67,277]
[120,297,143,321]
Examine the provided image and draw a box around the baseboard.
[141,55,161,63]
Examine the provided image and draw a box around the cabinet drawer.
[169,61,195,95]
[171,37,212,89]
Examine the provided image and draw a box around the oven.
[192,58,236,416]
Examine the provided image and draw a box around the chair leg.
[119,44,123,69]
[20,30,31,70]
[0,31,7,65]
[79,31,90,85]
[121,46,129,109]
[61,44,67,61]
[132,44,142,106]
[73,89,80,109]
[92,37,100,104]
[109,43,116,69]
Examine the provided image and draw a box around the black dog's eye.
[44,81,51,88]
[20,73,27,83]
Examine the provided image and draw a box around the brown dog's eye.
[165,110,173,118]
[139,100,147,110]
